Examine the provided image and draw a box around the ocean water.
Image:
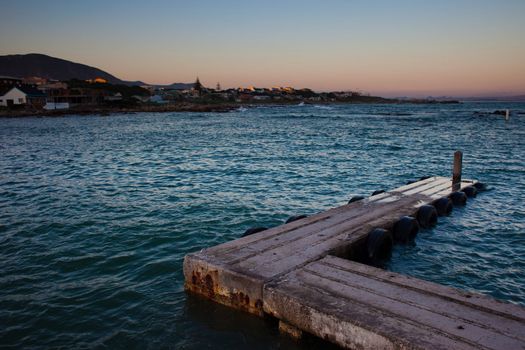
[1,102,524,349]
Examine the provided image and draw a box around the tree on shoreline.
[193,77,203,94]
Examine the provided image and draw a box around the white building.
[104,92,123,101]
[0,86,46,107]
[149,95,168,104]
[44,102,70,110]
[253,95,271,101]
[0,87,27,106]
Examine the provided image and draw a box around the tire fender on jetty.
[348,196,365,204]
[285,215,308,224]
[417,205,438,228]
[393,216,419,243]
[433,197,453,216]
[242,227,267,237]
[462,186,478,198]
[449,191,467,206]
[474,182,487,191]
[366,228,393,263]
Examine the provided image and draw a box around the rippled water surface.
[1,103,524,349]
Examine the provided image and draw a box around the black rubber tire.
[393,216,419,243]
[242,227,267,237]
[417,205,438,228]
[473,182,486,191]
[406,180,416,185]
[449,191,467,206]
[285,215,307,224]
[371,190,385,196]
[462,186,478,198]
[366,228,393,262]
[419,176,432,181]
[433,197,453,216]
[348,196,365,204]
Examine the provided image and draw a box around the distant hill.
[0,53,192,88]
[163,82,194,90]
[0,53,125,83]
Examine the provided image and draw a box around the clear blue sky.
[1,0,524,96]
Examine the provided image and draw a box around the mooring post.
[452,150,462,191]
[505,109,510,121]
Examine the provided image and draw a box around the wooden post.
[452,151,462,191]
[505,109,510,121]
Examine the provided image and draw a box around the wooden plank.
[225,192,425,267]
[237,194,428,276]
[321,255,525,322]
[264,256,525,350]
[392,175,440,191]
[204,176,443,257]
[264,275,479,350]
[402,177,451,196]
[207,177,456,265]
[305,259,525,341]
[241,201,426,278]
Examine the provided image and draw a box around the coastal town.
[0,75,456,116]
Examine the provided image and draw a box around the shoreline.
[0,99,461,118]
[0,102,238,118]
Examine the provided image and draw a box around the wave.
[313,105,334,110]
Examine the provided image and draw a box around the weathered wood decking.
[183,175,525,349]
[264,256,525,350]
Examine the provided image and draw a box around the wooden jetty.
[183,153,525,349]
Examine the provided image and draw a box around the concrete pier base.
[278,320,303,340]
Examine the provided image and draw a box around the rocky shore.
[0,99,460,118]
[0,102,238,118]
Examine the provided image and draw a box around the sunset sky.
[1,0,524,97]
